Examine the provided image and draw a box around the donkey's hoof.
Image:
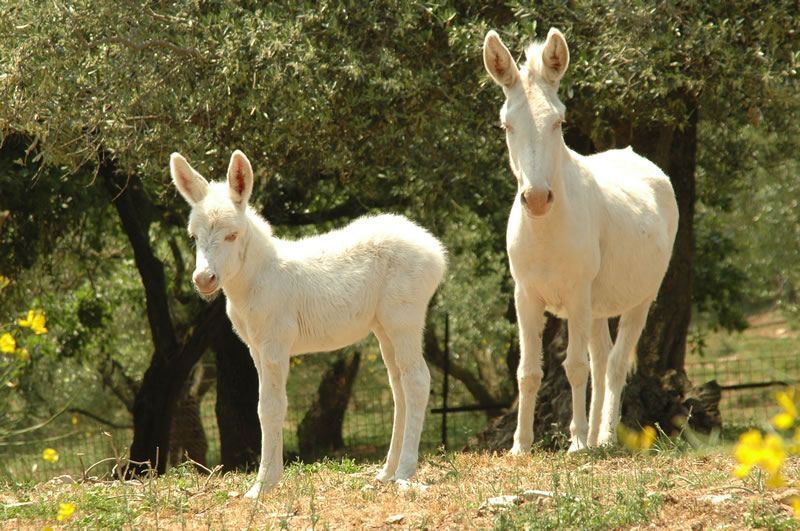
[567,437,588,454]
[392,466,417,483]
[509,443,530,456]
[244,483,263,499]
[244,479,276,499]
[596,431,617,448]
[375,468,394,483]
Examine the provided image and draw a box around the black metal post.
[442,313,449,451]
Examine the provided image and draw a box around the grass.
[1,445,799,530]
[3,311,799,528]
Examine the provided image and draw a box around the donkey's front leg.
[245,346,290,499]
[564,294,592,453]
[511,285,546,456]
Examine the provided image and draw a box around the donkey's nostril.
[520,187,553,217]
[193,271,218,293]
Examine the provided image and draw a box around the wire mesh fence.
[685,353,800,424]
[4,351,797,484]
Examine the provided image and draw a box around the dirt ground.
[6,450,796,530]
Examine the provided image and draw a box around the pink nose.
[521,187,554,217]
[193,271,218,293]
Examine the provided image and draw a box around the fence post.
[441,313,449,451]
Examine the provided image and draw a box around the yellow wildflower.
[733,429,786,487]
[0,276,9,290]
[0,333,16,353]
[772,389,798,430]
[18,310,47,335]
[42,448,59,463]
[790,496,800,518]
[16,348,28,362]
[773,412,795,430]
[619,424,656,451]
[72,415,78,425]
[57,502,75,521]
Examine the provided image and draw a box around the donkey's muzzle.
[193,270,219,295]
[521,187,554,217]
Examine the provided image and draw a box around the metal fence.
[4,351,797,484]
[685,353,800,423]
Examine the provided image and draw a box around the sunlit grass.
[2,445,799,530]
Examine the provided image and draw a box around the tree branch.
[68,408,132,430]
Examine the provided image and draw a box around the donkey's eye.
[189,232,197,241]
[225,232,238,242]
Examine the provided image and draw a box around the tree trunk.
[213,322,261,471]
[297,351,361,463]
[623,98,699,434]
[169,361,215,469]
[104,156,228,475]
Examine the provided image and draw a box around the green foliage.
[0,0,799,464]
[692,206,749,332]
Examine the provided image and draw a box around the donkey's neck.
[222,211,278,304]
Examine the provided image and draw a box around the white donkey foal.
[171,150,446,497]
[483,28,678,453]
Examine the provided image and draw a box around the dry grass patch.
[2,449,799,529]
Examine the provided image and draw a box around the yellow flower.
[16,348,28,362]
[57,502,75,521]
[773,412,795,430]
[790,496,800,518]
[72,415,78,425]
[618,424,656,450]
[0,333,16,353]
[42,448,59,463]
[772,389,798,430]
[734,463,752,478]
[0,276,9,290]
[18,309,47,335]
[733,429,787,486]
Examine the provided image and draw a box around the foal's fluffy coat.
[171,150,446,497]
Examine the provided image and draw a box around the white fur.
[484,29,678,453]
[171,150,446,497]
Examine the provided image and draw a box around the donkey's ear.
[227,150,253,207]
[484,30,520,89]
[171,153,209,205]
[541,28,569,86]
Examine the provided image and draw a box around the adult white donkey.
[483,28,678,454]
[171,150,446,497]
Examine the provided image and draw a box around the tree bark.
[623,96,699,434]
[213,322,261,471]
[104,156,228,474]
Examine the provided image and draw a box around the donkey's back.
[271,213,447,355]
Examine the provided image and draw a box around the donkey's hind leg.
[597,300,651,446]
[377,307,430,481]
[373,325,406,483]
[392,330,430,481]
[587,318,613,447]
